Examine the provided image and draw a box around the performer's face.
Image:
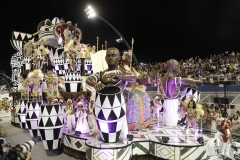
[122,52,132,64]
[106,48,120,66]
[78,105,83,111]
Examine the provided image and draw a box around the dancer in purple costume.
[119,50,158,130]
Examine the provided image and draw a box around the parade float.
[8,17,235,160]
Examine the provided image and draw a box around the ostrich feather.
[34,49,41,55]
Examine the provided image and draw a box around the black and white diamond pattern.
[132,142,149,155]
[12,31,32,41]
[18,106,27,114]
[93,104,126,121]
[180,87,201,102]
[71,137,87,151]
[52,59,64,65]
[39,127,63,150]
[40,104,62,116]
[63,134,71,147]
[62,134,87,152]
[18,100,28,129]
[26,101,42,137]
[64,72,81,81]
[38,115,64,127]
[96,115,125,143]
[18,114,28,129]
[26,101,42,111]
[27,120,40,137]
[38,104,64,150]
[20,99,28,108]
[98,129,122,143]
[26,110,39,120]
[94,88,125,120]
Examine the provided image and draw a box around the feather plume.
[178,98,204,120]
[39,38,47,46]
[195,103,204,120]
[34,49,41,55]
[66,39,74,48]
[27,71,34,78]
[33,69,44,79]
[40,45,50,55]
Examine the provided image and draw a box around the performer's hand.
[93,82,105,91]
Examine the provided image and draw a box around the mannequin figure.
[86,47,137,140]
[161,59,202,127]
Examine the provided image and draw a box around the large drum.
[18,99,28,129]
[26,101,42,137]
[38,104,64,150]
[180,87,201,102]
[94,86,126,143]
[64,72,82,92]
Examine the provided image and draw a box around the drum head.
[97,86,121,95]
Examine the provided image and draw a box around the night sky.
[2,0,240,76]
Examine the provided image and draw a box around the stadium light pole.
[84,6,139,66]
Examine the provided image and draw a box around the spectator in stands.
[216,113,224,131]
[231,114,239,133]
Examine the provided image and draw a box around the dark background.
[2,0,240,77]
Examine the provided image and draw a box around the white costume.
[75,110,90,134]
[65,100,76,133]
[153,96,162,119]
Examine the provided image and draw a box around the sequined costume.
[121,65,152,131]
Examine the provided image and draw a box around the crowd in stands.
[135,51,240,85]
[204,103,240,134]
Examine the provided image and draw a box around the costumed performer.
[220,115,232,158]
[86,47,137,140]
[88,98,98,136]
[161,59,202,126]
[119,50,158,130]
[61,96,81,134]
[179,96,204,141]
[152,95,162,119]
[75,102,90,134]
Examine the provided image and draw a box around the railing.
[144,75,240,86]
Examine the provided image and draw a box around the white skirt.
[163,99,179,127]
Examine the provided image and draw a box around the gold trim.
[181,146,198,160]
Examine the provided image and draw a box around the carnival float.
[7,17,237,160]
